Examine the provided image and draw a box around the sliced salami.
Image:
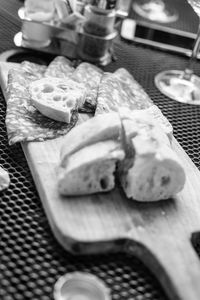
[95,73,122,115]
[6,62,47,100]
[71,62,103,112]
[6,68,30,100]
[95,69,153,115]
[21,61,47,79]
[44,56,75,78]
[114,68,153,108]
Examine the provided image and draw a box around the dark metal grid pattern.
[1,0,200,300]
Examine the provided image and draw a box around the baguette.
[58,140,125,195]
[58,111,185,201]
[119,119,185,202]
[60,112,121,167]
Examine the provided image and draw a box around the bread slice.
[118,108,184,201]
[29,77,86,123]
[119,129,186,202]
[60,112,121,167]
[58,140,125,195]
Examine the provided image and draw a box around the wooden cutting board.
[1,62,200,300]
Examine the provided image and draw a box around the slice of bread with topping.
[29,78,86,123]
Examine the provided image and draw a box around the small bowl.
[54,272,111,300]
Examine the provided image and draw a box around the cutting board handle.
[125,235,200,300]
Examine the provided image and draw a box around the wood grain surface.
[1,62,200,300]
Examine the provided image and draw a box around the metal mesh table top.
[1,0,200,300]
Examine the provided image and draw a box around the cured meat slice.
[95,68,172,139]
[114,69,173,138]
[95,73,123,115]
[95,70,153,115]
[114,68,153,108]
[21,61,47,79]
[44,56,74,78]
[5,66,78,145]
[6,62,46,99]
[71,62,103,111]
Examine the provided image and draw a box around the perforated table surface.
[1,0,200,300]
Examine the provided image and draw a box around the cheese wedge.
[29,78,86,123]
[58,140,125,195]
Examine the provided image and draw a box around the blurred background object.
[132,0,179,23]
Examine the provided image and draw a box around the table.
[1,0,200,300]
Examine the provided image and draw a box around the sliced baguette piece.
[120,131,186,202]
[29,77,86,123]
[60,112,121,167]
[58,140,125,195]
[118,108,185,201]
[117,108,171,177]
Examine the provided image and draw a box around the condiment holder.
[15,4,119,66]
